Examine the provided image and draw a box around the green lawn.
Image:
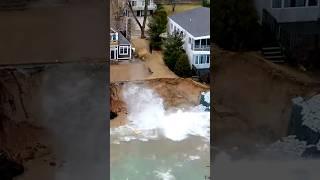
[162,3,202,16]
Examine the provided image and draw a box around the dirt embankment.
[0,69,56,180]
[110,78,209,128]
[213,48,320,149]
[1,64,110,180]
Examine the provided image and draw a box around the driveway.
[110,38,177,82]
[110,61,151,82]
[131,38,177,79]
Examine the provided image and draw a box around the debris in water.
[110,111,118,120]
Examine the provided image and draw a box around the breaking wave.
[110,84,210,142]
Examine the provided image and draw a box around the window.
[119,46,128,55]
[272,0,282,8]
[308,0,318,6]
[189,37,191,44]
[200,55,205,64]
[201,39,207,46]
[195,40,200,47]
[194,56,199,64]
[284,0,306,7]
[111,34,117,41]
[194,55,210,64]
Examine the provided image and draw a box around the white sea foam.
[263,135,309,158]
[154,169,176,180]
[139,138,149,142]
[202,91,210,104]
[189,155,200,160]
[174,162,183,167]
[111,84,210,142]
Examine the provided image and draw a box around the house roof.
[110,28,130,45]
[118,32,131,45]
[169,7,210,37]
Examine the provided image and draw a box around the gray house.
[110,28,132,61]
[254,0,320,62]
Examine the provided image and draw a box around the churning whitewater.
[110,84,210,142]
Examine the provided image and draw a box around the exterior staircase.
[0,0,28,11]
[261,43,285,63]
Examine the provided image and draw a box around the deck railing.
[263,9,320,61]
[262,9,280,39]
[192,45,210,51]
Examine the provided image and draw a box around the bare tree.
[111,0,125,31]
[170,0,176,12]
[127,0,149,39]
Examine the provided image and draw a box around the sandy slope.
[213,48,320,151]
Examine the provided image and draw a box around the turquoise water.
[110,85,210,180]
[110,137,210,180]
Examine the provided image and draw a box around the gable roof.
[110,28,131,45]
[169,7,210,37]
[118,32,131,45]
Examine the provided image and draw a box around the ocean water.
[110,137,210,180]
[110,84,210,180]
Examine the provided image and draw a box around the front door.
[137,10,141,17]
[111,49,116,59]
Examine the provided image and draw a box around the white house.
[168,7,210,70]
[126,0,157,17]
[255,0,320,23]
[110,28,132,61]
[254,0,320,62]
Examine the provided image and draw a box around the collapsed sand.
[213,47,320,150]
